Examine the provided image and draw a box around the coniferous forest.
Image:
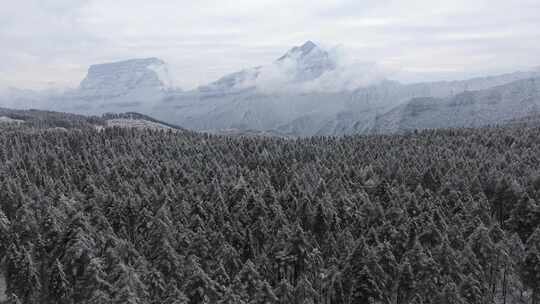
[1,124,540,304]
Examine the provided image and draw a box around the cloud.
[235,45,392,93]
[300,46,392,92]
[0,0,539,90]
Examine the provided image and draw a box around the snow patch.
[106,119,174,131]
[0,116,24,124]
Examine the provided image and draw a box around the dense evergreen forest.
[1,124,540,304]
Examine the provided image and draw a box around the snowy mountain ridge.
[2,41,540,136]
[371,77,540,134]
[198,41,339,93]
[275,40,337,82]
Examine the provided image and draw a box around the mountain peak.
[276,41,336,81]
[79,57,172,97]
[299,40,317,52]
[86,58,164,72]
[277,41,321,62]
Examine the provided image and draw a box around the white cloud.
[0,0,539,90]
[238,45,391,93]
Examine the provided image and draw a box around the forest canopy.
[0,125,540,304]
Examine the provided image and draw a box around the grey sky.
[1,0,539,90]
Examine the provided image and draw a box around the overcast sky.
[1,0,539,90]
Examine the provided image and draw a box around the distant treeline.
[0,108,104,129]
[0,108,183,131]
[0,125,539,304]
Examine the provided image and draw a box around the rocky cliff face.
[78,57,172,99]
[40,57,176,115]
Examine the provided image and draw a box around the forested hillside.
[0,108,105,129]
[0,108,182,132]
[0,125,540,304]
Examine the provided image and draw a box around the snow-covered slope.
[198,68,261,93]
[275,40,336,82]
[372,77,540,133]
[105,118,174,130]
[0,116,25,124]
[102,113,182,131]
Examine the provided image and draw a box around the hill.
[0,108,183,132]
[372,77,540,133]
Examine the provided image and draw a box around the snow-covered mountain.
[197,40,336,93]
[79,57,172,98]
[152,54,540,135]
[371,77,540,134]
[275,40,336,82]
[146,41,540,136]
[0,57,174,114]
[61,57,173,113]
[2,41,540,136]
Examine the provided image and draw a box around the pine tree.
[233,260,264,302]
[6,293,22,304]
[274,279,294,304]
[522,228,540,304]
[86,290,112,304]
[459,274,484,304]
[313,203,329,242]
[5,246,41,303]
[161,281,188,304]
[434,238,460,283]
[0,209,11,257]
[49,259,72,304]
[184,257,223,304]
[350,266,383,304]
[80,257,112,301]
[111,264,148,304]
[506,197,540,242]
[254,280,279,304]
[436,282,465,304]
[397,260,415,304]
